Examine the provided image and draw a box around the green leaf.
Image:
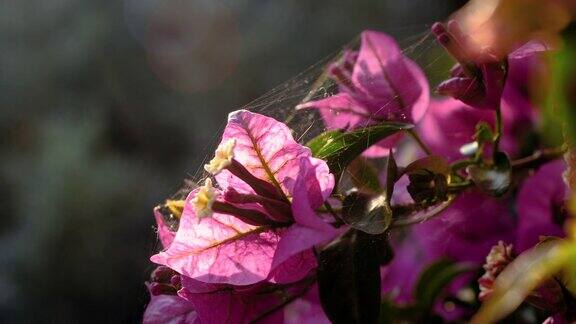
[347,157,384,195]
[341,192,392,235]
[467,152,511,196]
[540,38,576,145]
[474,122,494,143]
[378,301,397,324]
[306,123,413,175]
[385,152,398,202]
[402,155,450,204]
[414,259,473,312]
[402,155,450,176]
[317,230,383,324]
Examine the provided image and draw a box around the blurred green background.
[0,0,464,322]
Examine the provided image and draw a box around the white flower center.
[204,139,236,175]
[192,178,216,219]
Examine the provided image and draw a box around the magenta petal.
[150,189,281,286]
[290,157,336,231]
[413,192,516,264]
[271,157,340,276]
[516,160,567,251]
[143,293,199,324]
[381,233,434,304]
[296,31,429,158]
[352,30,429,123]
[296,93,372,130]
[154,207,176,249]
[417,98,493,161]
[295,156,335,210]
[180,276,316,324]
[417,98,533,161]
[437,77,483,104]
[269,248,317,284]
[509,40,552,60]
[404,58,430,123]
[179,282,284,324]
[215,110,312,197]
[271,225,331,276]
[359,132,404,158]
[284,284,331,324]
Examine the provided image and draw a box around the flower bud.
[406,170,447,204]
[478,241,515,301]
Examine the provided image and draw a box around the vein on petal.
[364,34,407,110]
[241,119,290,201]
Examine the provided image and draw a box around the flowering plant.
[143,3,576,323]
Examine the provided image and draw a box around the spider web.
[153,24,458,317]
[178,24,452,195]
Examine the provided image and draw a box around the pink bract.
[297,30,429,156]
[443,40,549,111]
[413,192,516,264]
[143,293,199,324]
[178,275,328,324]
[417,97,534,161]
[151,110,341,286]
[516,160,567,252]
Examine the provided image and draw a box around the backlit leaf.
[306,123,412,176]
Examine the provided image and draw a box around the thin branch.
[511,146,567,170]
[392,196,456,228]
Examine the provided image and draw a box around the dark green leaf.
[467,151,511,196]
[474,122,494,143]
[402,155,449,204]
[414,259,473,311]
[306,123,413,175]
[342,192,392,235]
[317,230,383,324]
[402,155,450,176]
[347,157,384,195]
[385,152,398,202]
[406,171,448,204]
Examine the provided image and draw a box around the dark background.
[0,0,464,322]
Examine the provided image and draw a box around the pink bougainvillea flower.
[151,110,341,286]
[380,232,435,304]
[516,160,568,252]
[297,30,429,156]
[283,284,331,324]
[143,293,199,324]
[381,193,515,283]
[416,98,533,161]
[379,193,515,321]
[433,21,550,111]
[177,275,328,324]
[413,192,516,265]
[144,266,199,324]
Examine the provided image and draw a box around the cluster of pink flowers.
[143,21,572,324]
